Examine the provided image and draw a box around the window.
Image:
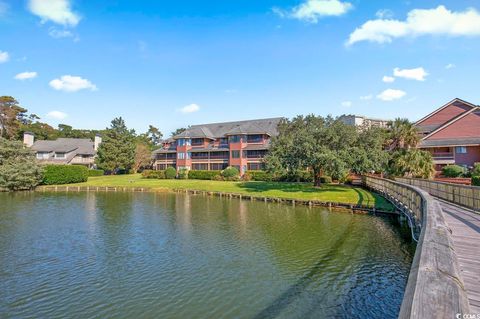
[247,163,264,171]
[211,163,228,170]
[247,134,263,143]
[191,138,203,146]
[231,150,241,158]
[229,135,244,143]
[177,139,191,146]
[455,146,467,154]
[192,163,208,170]
[55,152,65,159]
[219,138,228,145]
[36,152,49,159]
[177,152,185,159]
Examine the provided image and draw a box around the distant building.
[339,114,390,128]
[24,132,101,168]
[153,118,283,175]
[416,98,480,170]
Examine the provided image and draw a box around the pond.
[0,192,415,319]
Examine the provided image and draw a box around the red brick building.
[153,118,282,175]
[416,98,480,170]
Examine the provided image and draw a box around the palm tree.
[388,118,420,150]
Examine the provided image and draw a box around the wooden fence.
[363,175,470,318]
[396,177,480,211]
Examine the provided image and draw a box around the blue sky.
[1,0,480,135]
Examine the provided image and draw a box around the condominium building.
[338,114,390,128]
[24,132,102,168]
[416,98,480,170]
[152,118,283,175]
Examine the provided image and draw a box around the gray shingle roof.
[32,138,95,155]
[420,138,480,147]
[173,117,282,139]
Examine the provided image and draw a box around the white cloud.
[46,111,68,120]
[0,50,9,63]
[179,104,200,114]
[360,94,373,100]
[48,28,74,38]
[377,89,406,101]
[347,5,480,45]
[49,75,97,92]
[382,75,395,83]
[28,0,80,26]
[14,72,38,80]
[376,9,393,19]
[341,101,352,107]
[393,67,428,81]
[445,63,456,69]
[273,0,353,23]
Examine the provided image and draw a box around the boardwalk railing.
[363,176,470,318]
[396,177,480,211]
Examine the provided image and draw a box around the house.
[152,118,283,175]
[24,132,102,168]
[416,98,480,170]
[339,114,390,128]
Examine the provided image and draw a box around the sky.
[1,0,480,136]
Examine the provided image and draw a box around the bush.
[178,168,188,179]
[42,165,89,185]
[249,171,275,181]
[320,176,332,184]
[278,170,313,183]
[472,163,480,177]
[242,172,252,181]
[188,170,221,180]
[442,165,466,178]
[212,175,224,181]
[142,170,165,179]
[472,176,480,186]
[222,167,239,179]
[165,167,177,179]
[88,169,104,177]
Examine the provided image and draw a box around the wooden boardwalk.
[440,200,480,313]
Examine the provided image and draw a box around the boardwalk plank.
[440,201,480,313]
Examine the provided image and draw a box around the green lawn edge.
[47,174,394,211]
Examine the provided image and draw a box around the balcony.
[432,152,455,164]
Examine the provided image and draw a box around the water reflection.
[0,192,414,319]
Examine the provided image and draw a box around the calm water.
[0,192,415,319]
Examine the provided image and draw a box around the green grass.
[61,174,393,211]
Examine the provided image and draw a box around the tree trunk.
[313,168,322,187]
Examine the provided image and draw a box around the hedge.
[320,176,332,184]
[442,165,466,178]
[88,169,104,177]
[178,168,188,179]
[188,170,221,180]
[222,167,239,178]
[42,165,89,185]
[472,176,480,186]
[165,167,177,179]
[142,170,165,179]
[248,171,275,181]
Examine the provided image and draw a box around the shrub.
[212,175,224,181]
[88,169,104,177]
[442,165,466,178]
[249,171,275,181]
[472,163,480,177]
[278,170,313,183]
[142,170,165,179]
[472,176,480,186]
[320,176,332,184]
[165,167,177,179]
[242,172,252,181]
[188,170,221,180]
[178,168,188,179]
[42,165,89,185]
[221,167,239,179]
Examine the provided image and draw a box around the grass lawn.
[62,174,393,211]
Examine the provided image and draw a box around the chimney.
[23,132,34,147]
[94,134,102,151]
